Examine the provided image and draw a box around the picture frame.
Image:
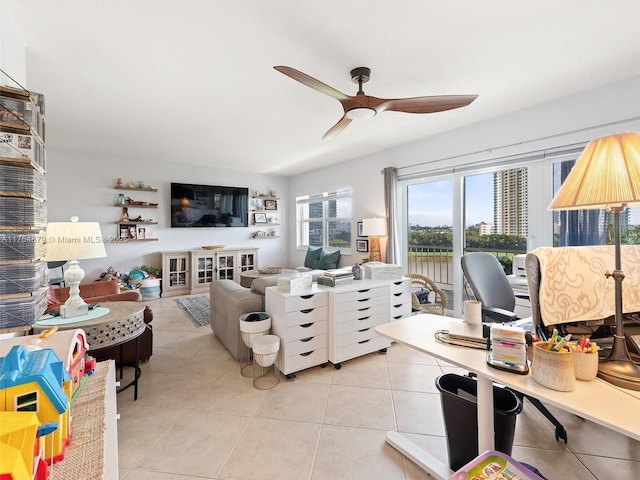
[138,227,146,239]
[356,239,369,252]
[264,199,278,211]
[357,221,365,237]
[254,212,268,224]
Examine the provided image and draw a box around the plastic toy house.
[0,329,95,397]
[0,345,71,464]
[0,411,52,480]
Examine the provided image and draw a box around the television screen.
[170,183,249,228]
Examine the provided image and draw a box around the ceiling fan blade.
[376,95,478,114]
[274,66,349,101]
[322,115,352,141]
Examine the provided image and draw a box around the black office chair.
[461,252,568,443]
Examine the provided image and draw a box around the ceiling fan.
[274,65,478,140]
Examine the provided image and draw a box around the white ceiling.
[5,0,640,177]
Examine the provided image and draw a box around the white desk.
[375,314,640,479]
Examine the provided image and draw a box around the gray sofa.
[209,268,345,359]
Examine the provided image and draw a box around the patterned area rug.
[175,295,210,327]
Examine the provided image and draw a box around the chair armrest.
[483,306,519,323]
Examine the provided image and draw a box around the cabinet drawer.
[287,320,327,341]
[336,336,390,362]
[286,293,327,312]
[335,313,388,336]
[389,279,410,295]
[335,303,388,323]
[286,306,327,327]
[334,294,388,314]
[334,286,388,305]
[335,327,379,348]
[391,303,412,320]
[284,348,327,373]
[390,290,411,304]
[287,334,327,356]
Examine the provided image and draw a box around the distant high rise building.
[493,168,528,237]
[478,221,493,236]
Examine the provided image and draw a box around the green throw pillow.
[304,246,322,269]
[319,248,340,270]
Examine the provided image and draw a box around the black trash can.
[436,373,523,471]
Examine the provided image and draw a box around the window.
[553,159,640,246]
[16,391,38,412]
[297,189,352,252]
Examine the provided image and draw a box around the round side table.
[34,301,146,400]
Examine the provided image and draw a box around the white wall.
[288,75,640,265]
[0,2,26,86]
[47,148,289,282]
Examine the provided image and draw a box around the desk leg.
[385,432,453,480]
[476,375,495,452]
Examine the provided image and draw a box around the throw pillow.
[415,288,431,304]
[304,246,322,269]
[46,283,58,305]
[319,248,340,270]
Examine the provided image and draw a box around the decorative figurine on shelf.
[270,190,277,198]
[117,193,126,205]
[116,177,123,187]
[122,207,129,221]
[352,262,362,280]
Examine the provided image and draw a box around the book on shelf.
[317,275,354,287]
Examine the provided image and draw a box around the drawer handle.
[357,298,371,302]
[300,322,314,328]
[300,337,314,342]
[393,281,403,285]
[393,293,402,297]
[300,294,315,299]
[300,308,315,314]
[300,351,314,357]
[358,339,371,344]
[358,328,371,333]
[357,289,371,293]
[357,316,371,321]
[393,304,402,308]
[357,307,370,312]
[393,315,402,320]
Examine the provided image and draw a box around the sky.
[408,174,640,228]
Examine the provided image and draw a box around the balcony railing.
[407,245,525,286]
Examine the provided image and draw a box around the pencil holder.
[573,351,599,381]
[531,342,575,391]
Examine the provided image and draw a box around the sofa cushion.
[319,248,340,270]
[304,246,322,269]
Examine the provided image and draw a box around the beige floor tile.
[121,471,209,480]
[219,417,321,480]
[190,373,268,416]
[311,424,405,480]
[324,384,396,430]
[135,410,250,477]
[392,390,445,436]
[287,363,335,384]
[387,362,443,393]
[386,342,440,365]
[331,352,391,389]
[576,453,640,479]
[511,446,596,480]
[255,380,330,423]
[117,405,185,468]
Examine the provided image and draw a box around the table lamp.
[362,217,387,262]
[45,217,107,318]
[549,131,640,390]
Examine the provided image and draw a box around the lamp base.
[597,335,640,391]
[61,303,89,319]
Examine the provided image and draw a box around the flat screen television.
[170,183,249,228]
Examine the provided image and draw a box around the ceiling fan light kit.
[274,65,478,139]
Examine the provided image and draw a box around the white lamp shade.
[362,217,387,237]
[549,131,640,211]
[45,221,107,261]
